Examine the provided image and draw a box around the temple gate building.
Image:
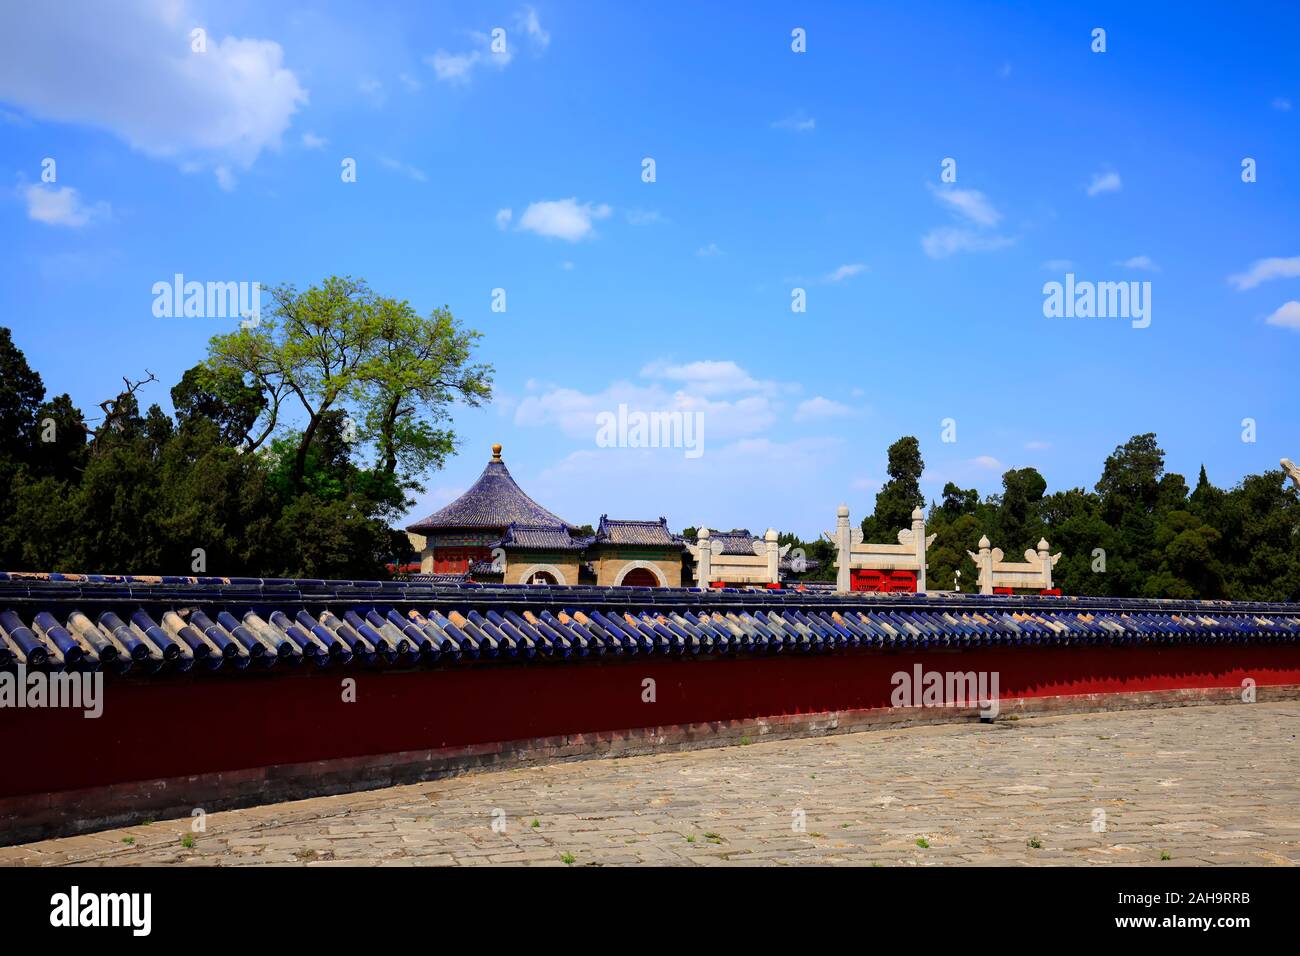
[494,523,589,585]
[406,444,808,589]
[589,517,683,588]
[406,444,577,576]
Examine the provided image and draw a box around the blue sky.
[2,1,1297,538]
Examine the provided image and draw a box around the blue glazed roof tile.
[595,515,678,547]
[3,571,1299,676]
[406,447,572,532]
[699,529,765,556]
[496,523,591,551]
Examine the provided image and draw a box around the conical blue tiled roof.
[406,445,573,533]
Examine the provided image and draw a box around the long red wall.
[4,644,1300,799]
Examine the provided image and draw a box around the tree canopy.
[783,432,1300,601]
[0,277,492,578]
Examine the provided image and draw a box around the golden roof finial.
[492,443,503,461]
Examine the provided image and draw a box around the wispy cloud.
[929,185,1001,227]
[1265,301,1300,330]
[23,184,110,227]
[1087,170,1122,196]
[515,6,550,50]
[794,396,852,421]
[427,7,548,85]
[696,242,723,258]
[516,198,611,241]
[358,76,386,106]
[1043,259,1074,271]
[1272,96,1292,112]
[301,132,328,150]
[1229,255,1300,290]
[825,263,866,282]
[625,208,665,226]
[639,359,778,397]
[771,110,815,132]
[1118,255,1160,271]
[516,358,784,440]
[379,156,427,182]
[495,207,513,230]
[922,227,1013,258]
[923,184,1012,258]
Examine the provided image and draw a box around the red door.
[620,567,661,587]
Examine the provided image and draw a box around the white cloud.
[771,111,815,132]
[531,435,842,534]
[1043,259,1074,271]
[0,1,306,179]
[515,359,789,442]
[379,156,427,182]
[1273,97,1292,112]
[970,455,1004,470]
[213,165,236,191]
[428,50,478,83]
[428,8,547,85]
[515,6,550,50]
[1229,256,1300,290]
[923,184,1012,258]
[1265,301,1300,330]
[515,382,777,442]
[922,227,1014,258]
[625,208,665,225]
[358,76,385,105]
[1024,440,1051,451]
[301,132,328,150]
[696,242,722,257]
[638,359,776,397]
[930,186,1001,227]
[1087,170,1122,196]
[825,263,866,283]
[516,198,610,241]
[399,72,422,93]
[495,207,513,230]
[23,184,110,227]
[1118,255,1160,271]
[794,397,852,421]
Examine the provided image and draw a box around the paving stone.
[3,702,1298,867]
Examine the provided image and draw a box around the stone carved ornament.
[1283,458,1300,492]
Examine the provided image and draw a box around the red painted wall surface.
[4,645,1299,798]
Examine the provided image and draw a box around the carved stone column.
[697,527,712,587]
[911,507,927,592]
[836,505,851,594]
[764,528,780,584]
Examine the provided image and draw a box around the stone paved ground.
[4,702,1298,866]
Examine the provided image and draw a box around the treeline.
[0,276,491,578]
[785,435,1300,602]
